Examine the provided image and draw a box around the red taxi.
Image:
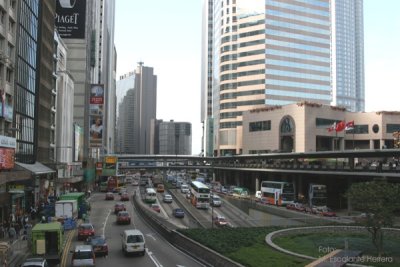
[116,211,131,225]
[77,223,95,241]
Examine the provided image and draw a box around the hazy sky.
[115,0,400,155]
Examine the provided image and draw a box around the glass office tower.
[203,0,364,156]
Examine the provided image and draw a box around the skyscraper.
[332,0,365,111]
[201,0,364,156]
[159,120,192,155]
[116,63,157,154]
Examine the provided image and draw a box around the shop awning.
[16,161,55,175]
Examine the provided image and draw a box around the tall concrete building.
[159,120,192,155]
[201,0,364,156]
[55,0,116,159]
[116,63,157,154]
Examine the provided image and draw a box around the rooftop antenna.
[138,61,144,66]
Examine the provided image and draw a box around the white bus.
[260,181,295,206]
[144,188,157,204]
[190,181,210,209]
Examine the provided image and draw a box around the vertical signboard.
[102,156,117,176]
[0,135,16,169]
[55,0,87,39]
[89,84,104,148]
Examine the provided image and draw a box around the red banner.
[0,148,15,169]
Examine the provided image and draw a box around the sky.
[114,0,400,155]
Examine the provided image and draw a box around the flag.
[327,122,336,132]
[345,121,354,131]
[335,121,346,132]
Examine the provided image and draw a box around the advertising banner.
[55,0,87,39]
[89,84,104,148]
[102,156,117,176]
[0,147,15,170]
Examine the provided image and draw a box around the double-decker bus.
[144,188,157,204]
[190,181,210,209]
[308,183,327,208]
[260,181,295,206]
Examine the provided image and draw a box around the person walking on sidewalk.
[8,226,16,244]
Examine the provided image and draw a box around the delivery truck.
[55,200,78,219]
[31,222,64,265]
[59,192,89,218]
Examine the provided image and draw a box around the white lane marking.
[146,233,156,241]
[147,249,163,267]
[102,209,112,236]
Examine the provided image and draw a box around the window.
[249,121,271,132]
[6,68,12,82]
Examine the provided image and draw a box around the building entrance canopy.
[16,162,56,175]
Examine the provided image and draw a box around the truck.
[31,222,64,265]
[59,192,88,219]
[55,200,78,219]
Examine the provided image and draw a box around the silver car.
[163,194,173,203]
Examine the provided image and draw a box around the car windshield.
[90,238,105,245]
[119,212,129,216]
[80,224,93,230]
[127,235,143,243]
[73,251,93,259]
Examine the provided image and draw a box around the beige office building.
[242,102,400,154]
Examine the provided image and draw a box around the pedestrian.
[8,225,16,242]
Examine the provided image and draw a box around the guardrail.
[132,190,245,267]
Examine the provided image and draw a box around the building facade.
[242,102,400,154]
[201,0,365,156]
[116,72,135,153]
[332,0,364,112]
[159,120,192,155]
[116,64,157,154]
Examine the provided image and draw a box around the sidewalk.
[0,237,29,267]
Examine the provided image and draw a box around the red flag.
[335,121,346,132]
[327,122,336,132]
[345,121,354,131]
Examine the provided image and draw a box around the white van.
[121,229,146,256]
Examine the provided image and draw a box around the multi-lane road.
[61,181,303,267]
[63,185,206,267]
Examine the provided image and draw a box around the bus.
[190,181,210,209]
[144,188,157,204]
[308,184,327,208]
[260,181,295,206]
[99,182,108,192]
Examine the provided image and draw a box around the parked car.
[21,257,48,267]
[114,203,126,214]
[71,245,95,267]
[151,204,161,213]
[172,208,185,218]
[120,192,129,201]
[86,235,108,257]
[116,211,131,224]
[105,192,114,200]
[214,215,228,227]
[320,207,336,217]
[163,194,173,203]
[294,203,306,212]
[77,223,95,241]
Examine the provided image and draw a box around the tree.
[346,179,400,256]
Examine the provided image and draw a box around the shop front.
[16,162,56,208]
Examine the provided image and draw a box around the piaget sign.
[55,0,86,39]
